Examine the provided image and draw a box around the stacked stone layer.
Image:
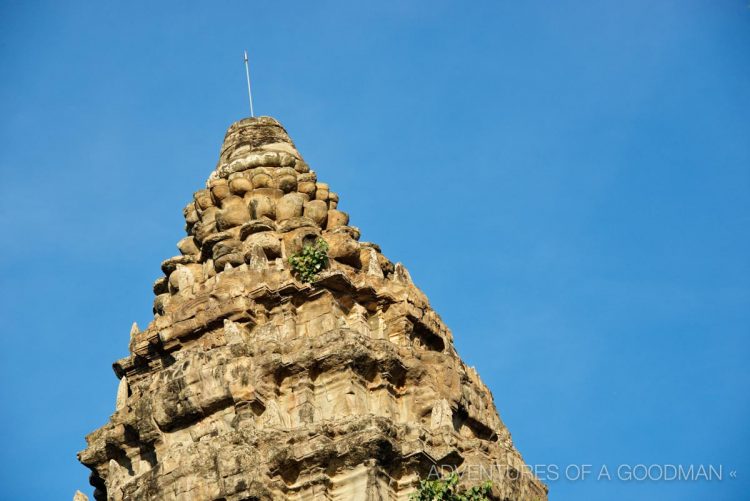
[79,117,547,501]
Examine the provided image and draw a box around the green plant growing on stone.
[410,473,492,501]
[288,238,329,283]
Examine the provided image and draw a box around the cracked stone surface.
[78,117,548,501]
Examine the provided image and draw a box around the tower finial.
[243,50,255,118]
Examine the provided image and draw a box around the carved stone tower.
[78,117,547,501]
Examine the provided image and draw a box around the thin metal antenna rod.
[243,50,255,117]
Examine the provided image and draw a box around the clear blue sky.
[1,1,748,500]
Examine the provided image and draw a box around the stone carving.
[78,117,547,500]
[73,490,90,501]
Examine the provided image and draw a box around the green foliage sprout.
[410,473,492,501]
[288,238,329,283]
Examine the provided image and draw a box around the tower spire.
[243,50,255,117]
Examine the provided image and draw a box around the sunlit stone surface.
[78,117,547,501]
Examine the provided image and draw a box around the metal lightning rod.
[243,50,255,117]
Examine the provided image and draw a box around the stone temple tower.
[78,117,547,501]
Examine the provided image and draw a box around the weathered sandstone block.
[327,209,349,229]
[248,193,276,220]
[276,192,306,221]
[228,175,253,195]
[303,199,328,226]
[216,196,251,230]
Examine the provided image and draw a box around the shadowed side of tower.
[78,117,548,501]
